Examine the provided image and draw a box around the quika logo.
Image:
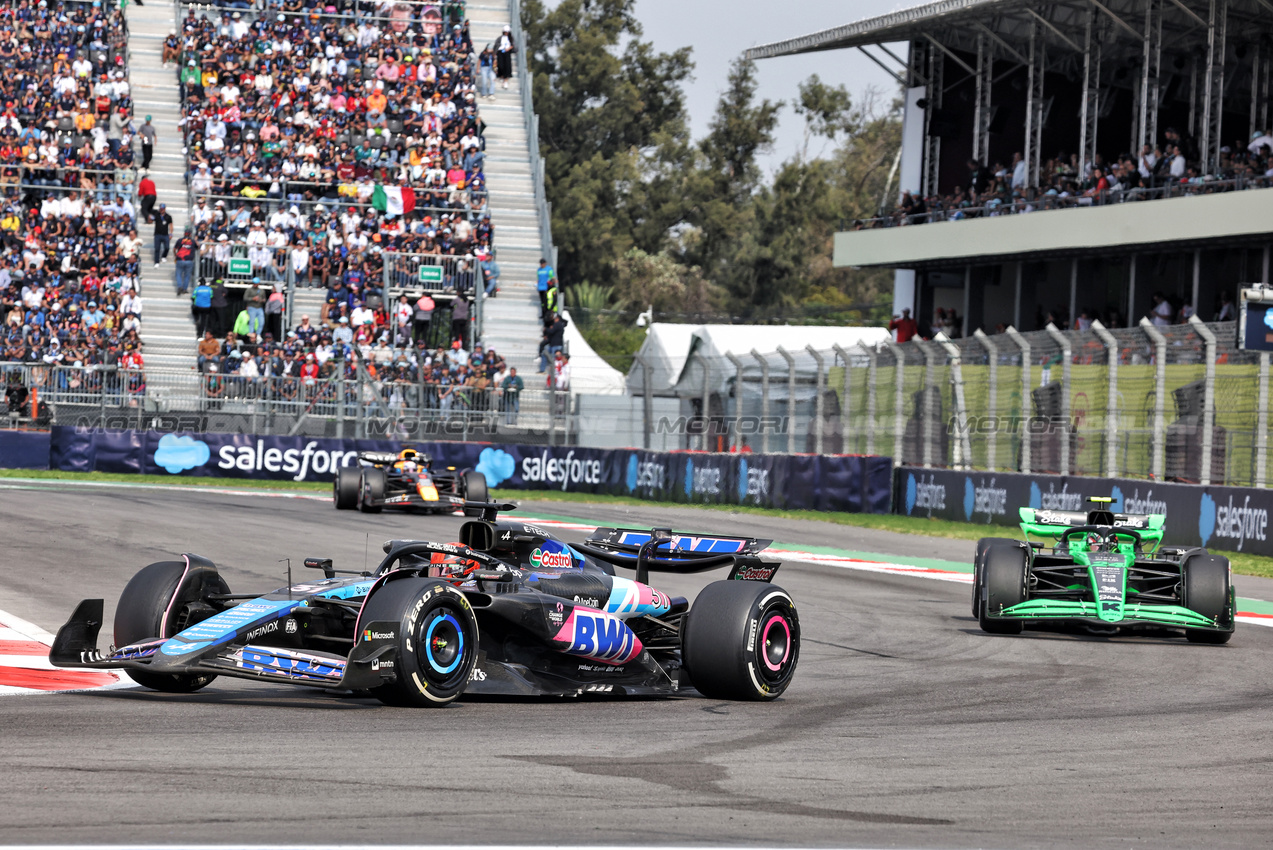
[963,476,1008,523]
[905,473,946,516]
[1201,492,1269,551]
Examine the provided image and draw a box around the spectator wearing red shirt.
[138,174,157,223]
[889,308,918,343]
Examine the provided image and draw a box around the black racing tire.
[972,538,991,618]
[114,560,229,693]
[462,470,488,517]
[1183,553,1233,644]
[978,542,1027,635]
[682,581,800,701]
[333,466,360,510]
[358,468,386,513]
[362,577,478,707]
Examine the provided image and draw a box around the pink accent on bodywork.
[551,605,642,666]
[159,555,194,639]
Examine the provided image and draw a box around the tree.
[521,0,693,286]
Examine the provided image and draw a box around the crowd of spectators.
[866,129,1273,228]
[175,1,500,315]
[0,0,147,396]
[193,304,538,423]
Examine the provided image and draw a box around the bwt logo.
[568,613,640,664]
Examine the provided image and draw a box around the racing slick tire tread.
[114,560,229,692]
[462,471,488,517]
[978,542,1027,634]
[362,577,478,707]
[972,538,1006,618]
[682,581,800,701]
[1183,553,1234,644]
[358,468,386,513]
[333,467,360,510]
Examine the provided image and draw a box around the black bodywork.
[49,505,792,701]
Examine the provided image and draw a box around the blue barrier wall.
[895,465,1273,557]
[0,431,51,469]
[44,427,893,514]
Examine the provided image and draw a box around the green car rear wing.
[1018,506,1165,552]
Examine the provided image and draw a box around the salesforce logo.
[475,447,515,487]
[153,434,210,474]
[626,454,639,492]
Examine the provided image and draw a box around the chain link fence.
[0,361,573,446]
[627,319,1266,487]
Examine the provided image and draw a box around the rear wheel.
[361,578,479,706]
[1183,553,1233,644]
[462,470,488,517]
[333,466,360,510]
[114,560,229,692]
[358,468,386,513]
[683,581,800,701]
[978,543,1027,634]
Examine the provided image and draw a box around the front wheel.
[333,466,360,510]
[1183,553,1234,644]
[682,581,800,701]
[361,578,479,706]
[978,542,1027,634]
[114,559,229,692]
[462,470,488,517]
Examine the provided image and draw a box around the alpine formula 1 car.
[973,498,1234,642]
[49,505,800,705]
[332,447,487,515]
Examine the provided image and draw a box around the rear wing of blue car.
[577,528,779,584]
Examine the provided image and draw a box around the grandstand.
[748,0,1273,337]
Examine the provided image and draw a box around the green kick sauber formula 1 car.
[973,497,1235,643]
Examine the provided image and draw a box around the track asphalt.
[2,482,1273,848]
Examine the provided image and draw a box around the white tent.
[558,309,627,395]
[627,323,892,398]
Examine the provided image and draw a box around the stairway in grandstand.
[290,2,551,374]
[466,1,549,372]
[125,2,201,397]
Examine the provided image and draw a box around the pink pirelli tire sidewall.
[682,580,800,702]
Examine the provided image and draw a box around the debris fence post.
[1139,317,1168,481]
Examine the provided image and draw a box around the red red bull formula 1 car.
[333,448,487,515]
[49,505,801,705]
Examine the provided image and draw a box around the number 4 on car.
[972,497,1235,643]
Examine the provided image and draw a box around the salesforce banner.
[894,465,1273,557]
[46,426,893,514]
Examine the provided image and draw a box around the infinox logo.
[530,547,573,569]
